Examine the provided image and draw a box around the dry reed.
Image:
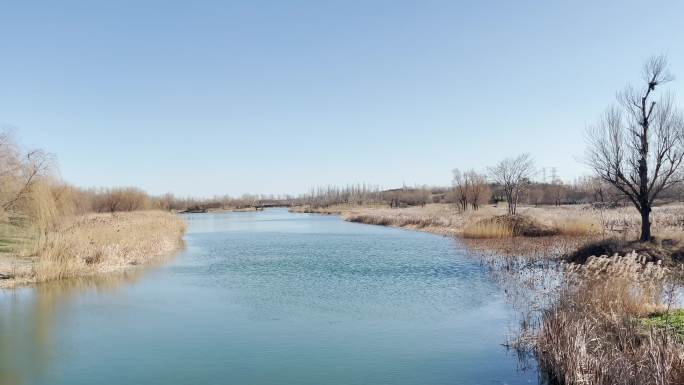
[536,253,684,385]
[1,211,185,287]
[552,216,602,236]
[462,221,514,238]
[294,203,684,242]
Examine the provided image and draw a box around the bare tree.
[452,169,489,210]
[464,170,489,210]
[586,55,684,241]
[452,169,469,211]
[488,154,535,215]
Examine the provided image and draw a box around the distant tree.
[156,193,176,211]
[586,55,684,241]
[451,169,468,211]
[527,185,543,207]
[488,154,535,215]
[452,169,489,211]
[550,181,564,206]
[464,170,489,210]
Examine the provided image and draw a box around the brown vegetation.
[463,215,557,238]
[294,202,672,239]
[536,254,684,385]
[1,210,185,288]
[461,219,514,239]
[0,130,187,287]
[567,237,684,266]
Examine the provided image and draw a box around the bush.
[463,215,557,238]
[567,238,682,265]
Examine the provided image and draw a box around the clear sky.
[1,1,683,197]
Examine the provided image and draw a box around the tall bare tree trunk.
[586,56,684,243]
[640,205,651,242]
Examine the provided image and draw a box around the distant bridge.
[251,200,290,210]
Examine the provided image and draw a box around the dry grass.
[552,216,602,236]
[536,253,684,385]
[462,235,595,260]
[297,202,684,383]
[292,202,683,242]
[569,238,684,265]
[294,203,495,238]
[0,211,186,288]
[462,220,514,238]
[464,215,559,238]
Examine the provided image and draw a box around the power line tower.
[550,167,560,184]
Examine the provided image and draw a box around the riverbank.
[0,207,543,385]
[0,211,186,288]
[293,203,684,383]
[291,203,684,258]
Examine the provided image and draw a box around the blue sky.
[1,1,683,197]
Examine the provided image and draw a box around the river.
[0,208,540,385]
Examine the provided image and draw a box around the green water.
[1,209,540,385]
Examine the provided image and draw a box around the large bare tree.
[586,55,684,242]
[488,154,535,215]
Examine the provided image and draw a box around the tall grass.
[344,212,445,228]
[536,253,684,385]
[31,211,186,284]
[1,130,189,287]
[462,221,514,238]
[552,216,601,236]
[297,202,684,240]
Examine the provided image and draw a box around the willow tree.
[0,130,53,215]
[586,55,684,242]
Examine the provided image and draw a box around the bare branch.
[585,55,684,241]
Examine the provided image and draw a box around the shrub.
[463,215,557,238]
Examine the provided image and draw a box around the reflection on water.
[0,269,151,385]
[1,209,542,385]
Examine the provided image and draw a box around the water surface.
[1,209,538,385]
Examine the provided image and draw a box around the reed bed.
[293,203,684,242]
[1,211,186,287]
[551,216,602,237]
[536,253,684,385]
[462,220,514,238]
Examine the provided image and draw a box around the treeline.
[295,184,436,208]
[296,184,384,208]
[81,169,684,214]
[0,131,165,226]
[0,132,172,236]
[296,166,684,212]
[4,130,682,231]
[7,183,298,216]
[156,193,296,212]
[0,130,297,226]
